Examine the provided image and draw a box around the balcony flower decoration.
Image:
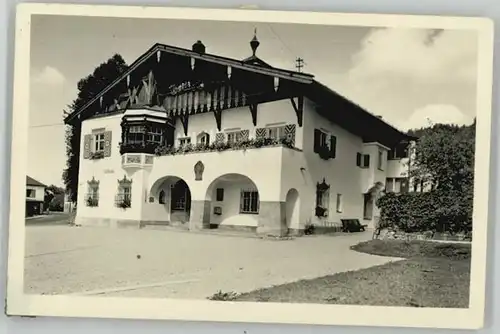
[116,197,131,209]
[154,137,294,157]
[86,196,99,207]
[89,151,104,160]
[317,145,332,161]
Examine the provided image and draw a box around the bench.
[341,219,368,233]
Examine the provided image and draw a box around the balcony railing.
[154,137,295,157]
[120,142,160,155]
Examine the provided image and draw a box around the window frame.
[93,132,105,153]
[240,189,259,214]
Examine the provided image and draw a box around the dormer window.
[179,137,191,147]
[226,131,242,144]
[197,132,210,146]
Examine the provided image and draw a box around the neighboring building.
[26,176,46,217]
[64,33,414,236]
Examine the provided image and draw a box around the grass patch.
[230,240,471,308]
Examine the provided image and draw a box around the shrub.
[376,190,472,234]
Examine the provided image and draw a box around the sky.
[28,15,478,187]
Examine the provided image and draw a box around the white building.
[64,34,414,237]
[26,176,46,217]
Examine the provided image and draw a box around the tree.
[408,122,475,193]
[44,185,65,212]
[62,54,128,202]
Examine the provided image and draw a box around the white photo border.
[6,3,495,330]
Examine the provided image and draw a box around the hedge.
[376,190,473,234]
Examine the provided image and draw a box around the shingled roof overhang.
[64,43,314,124]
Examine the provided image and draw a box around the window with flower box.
[313,129,336,160]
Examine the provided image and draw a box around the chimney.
[192,40,206,54]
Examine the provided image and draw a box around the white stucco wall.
[77,113,147,222]
[76,96,405,232]
[280,98,367,230]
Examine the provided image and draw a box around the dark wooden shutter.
[329,135,337,158]
[356,153,362,167]
[206,133,210,145]
[83,134,92,159]
[313,129,321,153]
[103,131,112,157]
[363,154,370,167]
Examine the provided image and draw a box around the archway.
[285,188,300,231]
[205,173,260,230]
[149,176,192,223]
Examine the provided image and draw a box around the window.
[226,131,242,144]
[265,126,285,140]
[336,194,343,213]
[26,189,36,198]
[179,137,191,147]
[240,190,259,214]
[147,126,163,144]
[159,190,166,204]
[216,188,224,201]
[356,153,362,167]
[116,181,132,208]
[127,125,144,144]
[94,133,105,152]
[197,132,210,146]
[386,178,395,192]
[386,178,408,193]
[361,154,370,168]
[388,144,409,160]
[86,181,99,207]
[315,179,330,217]
[313,129,336,159]
[377,150,384,170]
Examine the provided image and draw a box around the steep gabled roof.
[26,176,46,188]
[63,40,413,146]
[64,42,314,124]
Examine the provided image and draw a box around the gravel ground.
[24,225,401,300]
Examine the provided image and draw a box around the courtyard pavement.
[24,224,403,300]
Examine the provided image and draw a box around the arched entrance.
[285,188,300,232]
[150,176,192,224]
[205,173,260,230]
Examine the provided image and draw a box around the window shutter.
[313,129,321,153]
[83,134,92,159]
[356,153,362,167]
[240,190,244,212]
[240,130,249,141]
[363,154,370,167]
[103,131,112,157]
[255,128,266,140]
[329,135,337,158]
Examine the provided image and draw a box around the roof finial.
[250,28,260,56]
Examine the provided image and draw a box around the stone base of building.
[209,224,257,233]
